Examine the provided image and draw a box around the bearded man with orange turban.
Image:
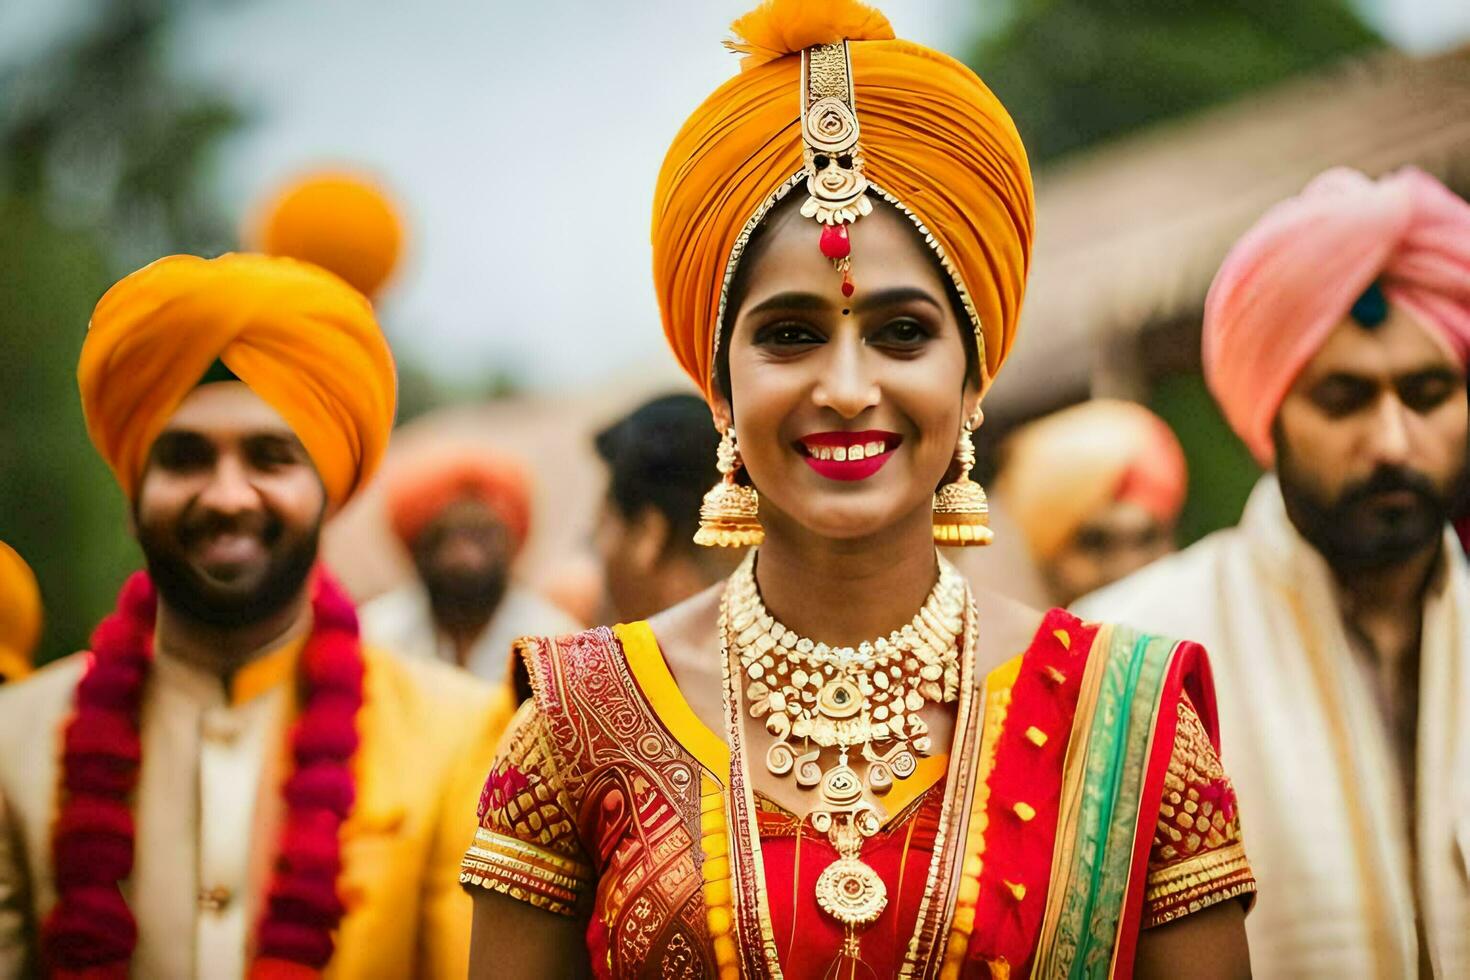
[0,542,42,684]
[1077,167,1470,977]
[360,449,579,684]
[996,399,1188,606]
[0,253,504,978]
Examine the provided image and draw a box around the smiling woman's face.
[719,199,977,543]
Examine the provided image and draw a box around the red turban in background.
[79,253,397,508]
[249,170,405,300]
[996,400,1188,561]
[1204,166,1470,465]
[386,451,533,555]
[651,0,1034,401]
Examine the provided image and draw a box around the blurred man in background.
[0,542,41,684]
[0,254,500,977]
[1077,167,1470,977]
[362,449,578,681]
[994,398,1188,606]
[592,393,740,622]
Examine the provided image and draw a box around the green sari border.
[1035,624,1180,979]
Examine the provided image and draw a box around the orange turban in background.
[79,253,397,508]
[1204,167,1470,465]
[652,0,1034,401]
[0,542,42,681]
[249,171,405,299]
[996,400,1188,561]
[386,451,534,554]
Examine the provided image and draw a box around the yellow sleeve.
[1142,694,1257,928]
[417,680,518,978]
[459,698,593,917]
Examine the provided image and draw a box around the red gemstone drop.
[819,223,851,260]
[841,275,855,298]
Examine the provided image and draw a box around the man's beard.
[137,510,320,630]
[1277,449,1463,574]
[419,560,509,635]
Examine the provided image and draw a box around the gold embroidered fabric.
[1143,695,1256,927]
[459,701,592,916]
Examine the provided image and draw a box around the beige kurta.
[0,638,511,979]
[359,581,579,684]
[1075,476,1470,977]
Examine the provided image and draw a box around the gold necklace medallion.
[721,550,971,938]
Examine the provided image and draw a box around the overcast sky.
[165,0,983,392]
[4,0,1467,393]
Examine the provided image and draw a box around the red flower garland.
[41,568,365,979]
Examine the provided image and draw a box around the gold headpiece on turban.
[79,253,397,508]
[0,541,42,681]
[248,170,405,300]
[652,0,1034,402]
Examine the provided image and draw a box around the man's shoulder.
[0,653,88,729]
[1072,527,1242,625]
[362,643,492,716]
[498,584,581,639]
[0,653,88,781]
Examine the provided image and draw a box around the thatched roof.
[991,44,1470,414]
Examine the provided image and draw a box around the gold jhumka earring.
[694,427,763,547]
[932,418,993,547]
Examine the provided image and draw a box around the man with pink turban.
[1077,166,1470,977]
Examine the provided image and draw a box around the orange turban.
[79,253,397,508]
[652,0,1033,401]
[386,451,533,554]
[997,400,1188,561]
[0,542,42,681]
[249,171,405,299]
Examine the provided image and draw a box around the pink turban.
[1203,166,1470,465]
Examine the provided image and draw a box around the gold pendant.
[816,856,887,927]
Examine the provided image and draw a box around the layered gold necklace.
[721,550,971,938]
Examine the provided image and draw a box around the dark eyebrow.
[744,286,945,318]
[151,429,210,450]
[744,291,832,317]
[1398,366,1463,385]
[243,431,309,454]
[853,287,944,315]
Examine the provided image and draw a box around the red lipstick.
[797,430,901,482]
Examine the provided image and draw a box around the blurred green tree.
[972,0,1382,542]
[0,1,244,666]
[972,0,1382,164]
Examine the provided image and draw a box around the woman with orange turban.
[997,399,1189,606]
[0,542,42,683]
[463,3,1253,976]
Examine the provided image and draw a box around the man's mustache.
[176,508,278,546]
[1338,466,1440,510]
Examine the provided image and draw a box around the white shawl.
[1075,476,1470,977]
